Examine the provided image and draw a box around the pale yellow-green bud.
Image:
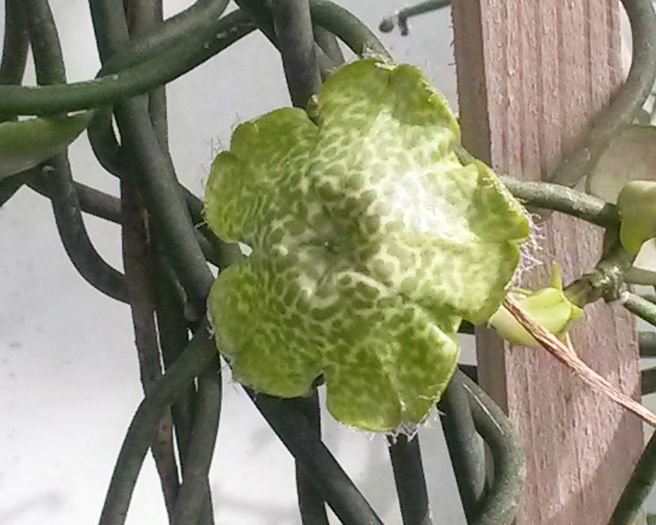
[489,262,582,348]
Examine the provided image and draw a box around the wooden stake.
[504,295,656,428]
[451,1,643,523]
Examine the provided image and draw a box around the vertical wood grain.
[451,2,643,523]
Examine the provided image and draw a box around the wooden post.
[451,2,644,524]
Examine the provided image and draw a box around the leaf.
[585,125,656,262]
[0,112,93,180]
[204,58,530,431]
[617,180,656,253]
[585,124,656,203]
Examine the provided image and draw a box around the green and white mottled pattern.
[204,58,530,431]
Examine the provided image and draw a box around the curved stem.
[172,357,221,525]
[233,0,336,76]
[30,177,226,267]
[121,176,180,520]
[29,175,124,222]
[22,0,66,86]
[99,324,216,525]
[499,175,619,228]
[460,372,525,525]
[103,0,230,74]
[83,6,242,274]
[311,0,391,59]
[86,111,238,269]
[247,390,384,525]
[271,0,322,108]
[314,26,344,66]
[0,10,256,116]
[622,291,656,328]
[270,4,328,523]
[44,173,130,306]
[388,434,433,525]
[549,0,656,186]
[93,4,219,517]
[154,265,216,525]
[153,238,195,453]
[609,431,656,525]
[87,109,125,177]
[285,392,329,525]
[379,0,451,36]
[89,0,213,316]
[22,0,128,303]
[115,98,214,316]
[438,371,486,521]
[0,171,32,205]
[0,0,29,87]
[0,0,387,116]
[564,232,635,307]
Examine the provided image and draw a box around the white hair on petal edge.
[387,422,419,442]
[511,211,545,287]
[418,404,441,429]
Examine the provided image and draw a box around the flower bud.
[489,263,582,348]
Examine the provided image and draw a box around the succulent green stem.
[438,371,486,520]
[379,0,451,36]
[500,176,619,228]
[622,291,656,329]
[565,234,636,307]
[271,0,322,108]
[0,0,28,88]
[388,434,432,525]
[99,324,216,525]
[461,371,525,525]
[609,431,656,525]
[0,10,256,116]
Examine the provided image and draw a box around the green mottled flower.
[204,59,530,431]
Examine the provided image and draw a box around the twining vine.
[4,0,656,524]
